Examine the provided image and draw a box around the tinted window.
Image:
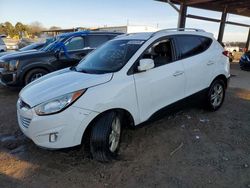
[199,37,212,51]
[65,36,85,51]
[87,35,110,48]
[176,35,212,59]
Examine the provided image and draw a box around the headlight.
[34,89,86,115]
[8,60,19,71]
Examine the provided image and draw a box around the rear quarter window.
[175,35,212,59]
[199,37,213,51]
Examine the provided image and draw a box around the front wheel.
[24,68,48,85]
[206,79,225,111]
[90,111,122,162]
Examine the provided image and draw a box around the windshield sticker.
[127,41,144,45]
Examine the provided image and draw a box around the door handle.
[173,71,184,77]
[207,61,215,65]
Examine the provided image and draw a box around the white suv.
[17,28,230,162]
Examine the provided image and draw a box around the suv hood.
[0,49,37,58]
[0,51,12,57]
[20,68,113,107]
[0,50,49,61]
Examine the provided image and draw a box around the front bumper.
[17,99,99,149]
[239,60,250,70]
[6,45,18,50]
[0,68,19,86]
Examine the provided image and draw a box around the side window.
[87,35,109,48]
[141,39,173,67]
[65,36,85,51]
[199,36,212,51]
[175,35,212,59]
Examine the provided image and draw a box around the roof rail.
[152,28,205,37]
[114,33,137,39]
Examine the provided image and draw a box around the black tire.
[90,111,122,162]
[206,79,225,111]
[24,68,48,85]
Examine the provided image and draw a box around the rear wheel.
[24,68,48,85]
[206,79,225,111]
[90,111,122,162]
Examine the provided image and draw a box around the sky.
[0,0,250,42]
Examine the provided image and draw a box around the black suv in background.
[0,31,122,87]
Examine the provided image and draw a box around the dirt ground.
[0,64,249,188]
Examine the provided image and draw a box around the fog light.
[49,133,58,143]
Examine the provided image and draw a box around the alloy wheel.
[210,83,224,108]
[109,117,121,152]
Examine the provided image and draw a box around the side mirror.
[138,59,155,72]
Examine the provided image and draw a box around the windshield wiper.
[70,66,76,71]
[71,66,91,74]
[79,69,91,74]
[72,67,108,74]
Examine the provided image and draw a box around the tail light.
[223,51,229,57]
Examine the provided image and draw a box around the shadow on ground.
[0,66,250,188]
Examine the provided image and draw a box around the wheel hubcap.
[210,83,224,108]
[109,117,121,152]
[30,73,44,82]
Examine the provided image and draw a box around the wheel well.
[81,108,135,145]
[212,74,228,88]
[22,67,50,84]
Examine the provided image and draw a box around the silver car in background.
[0,37,7,52]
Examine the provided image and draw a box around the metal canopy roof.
[157,0,250,17]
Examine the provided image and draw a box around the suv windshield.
[41,37,65,52]
[19,42,43,51]
[75,39,144,74]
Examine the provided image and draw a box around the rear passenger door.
[174,35,214,97]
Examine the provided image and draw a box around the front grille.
[0,61,5,69]
[20,115,31,129]
[0,61,8,70]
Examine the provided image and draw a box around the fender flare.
[19,62,55,84]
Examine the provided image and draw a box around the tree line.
[0,21,61,39]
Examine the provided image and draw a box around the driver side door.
[133,37,186,122]
[56,36,87,69]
